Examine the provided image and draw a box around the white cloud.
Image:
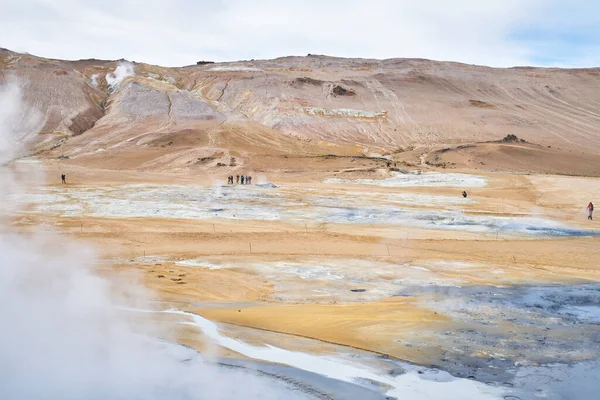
[0,0,597,67]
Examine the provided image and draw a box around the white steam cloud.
[105,61,135,91]
[0,80,301,399]
[0,79,43,164]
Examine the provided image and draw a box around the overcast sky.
[1,0,599,67]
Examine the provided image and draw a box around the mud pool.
[324,171,488,188]
[397,284,600,383]
[130,308,506,400]
[11,172,600,399]
[124,254,600,399]
[128,301,600,400]
[13,182,594,237]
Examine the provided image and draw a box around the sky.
[1,0,599,68]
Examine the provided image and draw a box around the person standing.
[61,174,66,184]
[236,175,240,184]
[587,202,594,220]
[240,175,245,185]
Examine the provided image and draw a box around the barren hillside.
[2,48,600,175]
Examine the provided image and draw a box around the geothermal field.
[2,49,600,399]
[8,161,600,399]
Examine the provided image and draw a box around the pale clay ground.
[9,162,600,399]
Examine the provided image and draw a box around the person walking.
[61,174,66,184]
[587,202,594,220]
[462,191,467,198]
[248,176,252,185]
[240,175,245,185]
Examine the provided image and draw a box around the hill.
[2,48,600,175]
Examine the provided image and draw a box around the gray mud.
[394,283,600,394]
[511,358,600,400]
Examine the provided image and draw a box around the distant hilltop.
[2,47,600,176]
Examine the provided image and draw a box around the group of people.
[227,175,252,185]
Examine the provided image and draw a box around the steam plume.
[106,61,135,91]
[0,79,300,400]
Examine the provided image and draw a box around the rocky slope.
[2,48,600,173]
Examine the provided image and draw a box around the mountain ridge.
[3,47,600,175]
